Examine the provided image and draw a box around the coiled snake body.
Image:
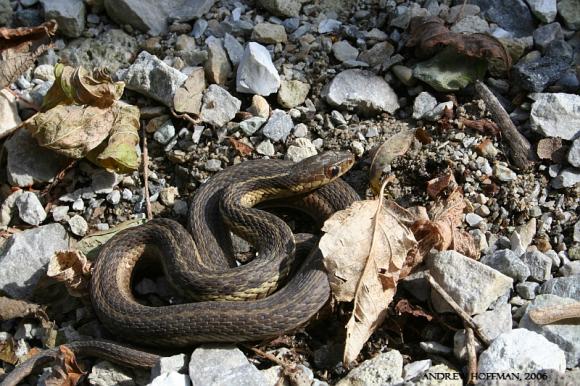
[1,151,358,385]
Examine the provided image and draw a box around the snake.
[1,151,359,386]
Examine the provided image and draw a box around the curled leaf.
[47,250,92,297]
[43,346,86,386]
[0,296,44,321]
[76,218,145,259]
[228,137,253,156]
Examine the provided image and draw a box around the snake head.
[290,151,355,192]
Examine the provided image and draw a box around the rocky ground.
[0,0,579,385]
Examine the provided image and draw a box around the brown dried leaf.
[0,335,18,365]
[536,138,567,163]
[0,20,57,89]
[76,218,145,259]
[43,346,86,386]
[426,173,457,199]
[407,16,511,72]
[369,129,416,195]
[47,250,92,297]
[394,299,433,321]
[320,185,417,364]
[460,117,500,136]
[0,296,43,321]
[228,136,253,156]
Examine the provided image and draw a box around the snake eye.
[327,165,340,178]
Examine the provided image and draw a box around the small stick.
[171,108,200,126]
[141,125,153,220]
[475,81,536,171]
[425,272,491,346]
[246,346,287,368]
[529,303,580,325]
[465,326,477,385]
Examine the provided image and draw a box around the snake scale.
[1,151,359,386]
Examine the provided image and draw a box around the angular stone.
[173,67,206,115]
[261,109,293,142]
[520,250,552,282]
[150,372,189,386]
[256,0,302,17]
[412,92,437,120]
[568,138,580,167]
[277,80,310,109]
[124,51,187,107]
[539,277,580,300]
[527,0,557,23]
[322,69,399,115]
[285,138,317,162]
[239,116,267,136]
[429,251,513,314]
[236,42,280,96]
[200,85,241,127]
[514,47,574,92]
[0,89,21,139]
[481,249,530,283]
[251,23,287,44]
[152,354,188,378]
[533,23,563,52]
[223,33,244,66]
[332,41,359,63]
[68,214,88,237]
[558,0,580,30]
[551,167,580,189]
[0,223,69,299]
[41,0,86,38]
[530,93,580,140]
[358,41,394,68]
[88,360,135,386]
[205,36,232,85]
[15,192,46,226]
[471,0,535,37]
[336,350,403,386]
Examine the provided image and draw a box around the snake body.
[1,152,358,385]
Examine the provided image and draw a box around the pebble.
[551,167,580,189]
[200,85,241,127]
[204,159,222,172]
[533,23,563,52]
[493,163,517,182]
[277,80,310,109]
[336,350,403,386]
[154,121,176,145]
[558,0,580,30]
[258,0,302,18]
[292,123,308,138]
[151,354,188,378]
[285,138,317,162]
[173,200,188,216]
[412,91,437,120]
[87,360,135,386]
[527,0,557,23]
[173,67,206,115]
[568,138,580,167]
[72,198,85,211]
[261,109,293,142]
[471,0,534,37]
[256,140,275,156]
[223,33,244,66]
[192,19,208,38]
[318,18,342,34]
[236,42,281,96]
[150,372,190,386]
[106,190,121,205]
[560,261,580,276]
[15,192,46,226]
[204,36,232,85]
[402,359,431,382]
[465,212,483,227]
[239,117,267,136]
[51,205,70,222]
[516,281,539,300]
[332,41,359,63]
[520,250,552,282]
[251,23,287,44]
[481,249,530,283]
[42,0,86,38]
[68,215,88,237]
[248,95,270,118]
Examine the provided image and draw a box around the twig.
[475,81,536,171]
[171,108,200,126]
[141,125,153,220]
[425,272,491,346]
[246,346,288,368]
[529,303,580,325]
[40,159,78,200]
[465,326,477,385]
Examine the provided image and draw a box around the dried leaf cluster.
[47,250,92,297]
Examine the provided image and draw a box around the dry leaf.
[407,16,511,72]
[369,129,416,195]
[426,173,456,198]
[0,20,57,89]
[228,137,253,156]
[320,183,417,364]
[460,117,500,136]
[0,296,44,321]
[76,218,145,259]
[536,138,567,163]
[47,250,92,297]
[0,335,17,365]
[43,346,86,386]
[394,299,433,321]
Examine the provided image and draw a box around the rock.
[520,250,552,282]
[318,18,342,34]
[106,190,121,205]
[204,159,222,172]
[262,365,313,386]
[530,93,580,140]
[526,0,557,23]
[175,35,196,52]
[413,47,487,92]
[478,329,566,374]
[0,191,23,228]
[150,372,190,386]
[402,359,431,382]
[41,0,86,38]
[251,23,287,44]
[91,170,121,194]
[519,294,580,368]
[285,138,317,162]
[493,163,517,182]
[88,360,135,386]
[173,68,206,115]
[239,116,267,136]
[236,42,280,96]
[471,0,535,37]
[257,0,302,17]
[412,92,437,120]
[429,251,513,314]
[5,125,69,187]
[558,0,580,30]
[205,36,232,85]
[481,249,530,283]
[277,80,310,109]
[0,0,12,26]
[560,261,580,276]
[539,277,580,300]
[513,44,574,92]
[465,212,483,227]
[154,120,176,145]
[103,0,215,36]
[0,90,22,139]
[450,15,489,34]
[336,350,403,386]
[256,140,275,156]
[124,51,187,107]
[510,218,537,256]
[551,167,580,189]
[68,214,88,237]
[152,354,188,378]
[332,41,359,63]
[61,29,138,74]
[533,23,563,52]
[516,281,539,299]
[199,85,241,127]
[223,33,244,66]
[188,345,266,386]
[474,302,513,340]
[261,109,293,142]
[248,95,270,118]
[322,69,399,115]
[15,192,46,226]
[0,223,69,299]
[568,139,580,167]
[358,41,394,68]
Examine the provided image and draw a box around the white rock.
[0,89,22,139]
[256,140,275,156]
[551,167,580,189]
[336,350,403,386]
[88,360,135,386]
[412,91,437,120]
[236,42,280,96]
[568,138,580,167]
[15,192,46,226]
[261,109,293,142]
[149,371,190,386]
[526,0,557,23]
[68,214,88,237]
[530,93,580,140]
[200,85,241,127]
[152,354,188,378]
[285,138,317,162]
[0,190,24,229]
[478,329,566,374]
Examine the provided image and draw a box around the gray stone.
[358,41,394,68]
[60,29,138,74]
[481,249,530,283]
[200,85,241,127]
[429,251,513,315]
[88,360,135,386]
[520,294,580,368]
[533,23,563,52]
[558,0,580,30]
[223,33,244,66]
[106,190,121,205]
[402,359,431,382]
[0,0,12,26]
[124,51,187,107]
[262,365,313,386]
[173,67,206,115]
[256,140,275,156]
[510,219,537,256]
[152,354,187,378]
[50,205,69,223]
[0,223,69,299]
[475,302,513,339]
[493,163,517,182]
[520,250,552,282]
[103,0,215,36]
[188,345,267,386]
[154,121,176,145]
[91,170,121,194]
[192,19,208,38]
[332,41,359,63]
[252,23,287,44]
[539,277,580,300]
[205,36,232,85]
[318,18,342,34]
[516,281,539,299]
[41,0,86,38]
[551,168,580,189]
[471,0,535,37]
[285,138,317,162]
[322,69,399,115]
[412,92,437,120]
[336,350,403,386]
[0,90,22,139]
[527,0,557,23]
[514,45,574,92]
[277,80,310,109]
[261,109,293,142]
[465,212,483,227]
[257,0,302,17]
[5,129,69,187]
[150,372,190,386]
[568,138,580,167]
[204,159,222,172]
[68,214,88,237]
[450,15,489,34]
[15,192,46,226]
[239,116,267,136]
[446,4,481,23]
[236,42,280,96]
[559,261,580,276]
[478,329,566,373]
